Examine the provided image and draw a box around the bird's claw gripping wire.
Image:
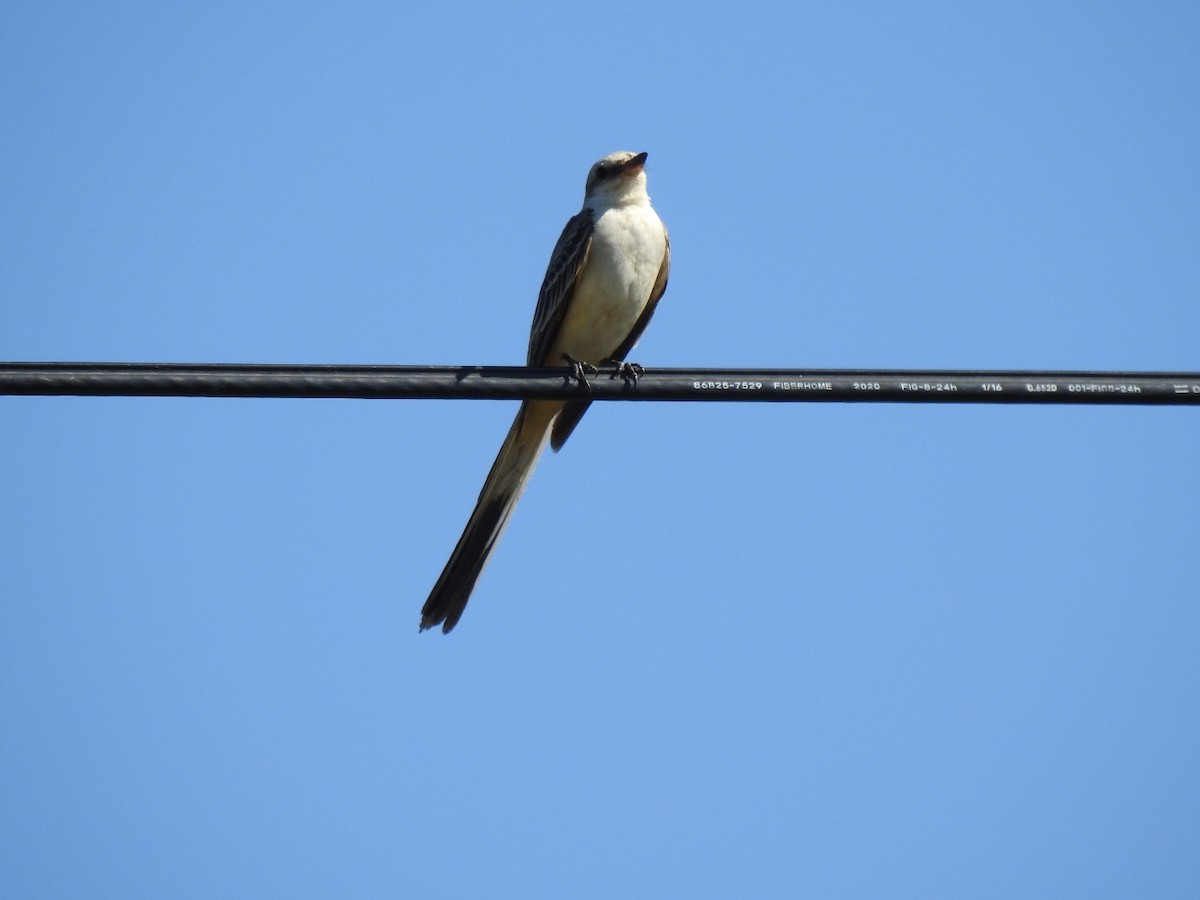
[561,353,599,391]
[602,358,645,385]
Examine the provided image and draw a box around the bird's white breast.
[550,203,666,363]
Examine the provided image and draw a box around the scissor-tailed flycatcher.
[420,150,671,633]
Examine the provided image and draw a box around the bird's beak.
[622,152,649,175]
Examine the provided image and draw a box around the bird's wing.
[527,209,594,367]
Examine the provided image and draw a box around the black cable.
[1,362,1198,405]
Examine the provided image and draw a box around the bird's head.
[583,151,650,206]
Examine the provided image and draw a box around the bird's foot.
[561,353,598,391]
[602,358,645,385]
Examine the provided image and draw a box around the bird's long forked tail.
[420,401,556,633]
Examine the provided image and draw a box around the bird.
[419,150,670,633]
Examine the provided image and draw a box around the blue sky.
[3,3,1199,897]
